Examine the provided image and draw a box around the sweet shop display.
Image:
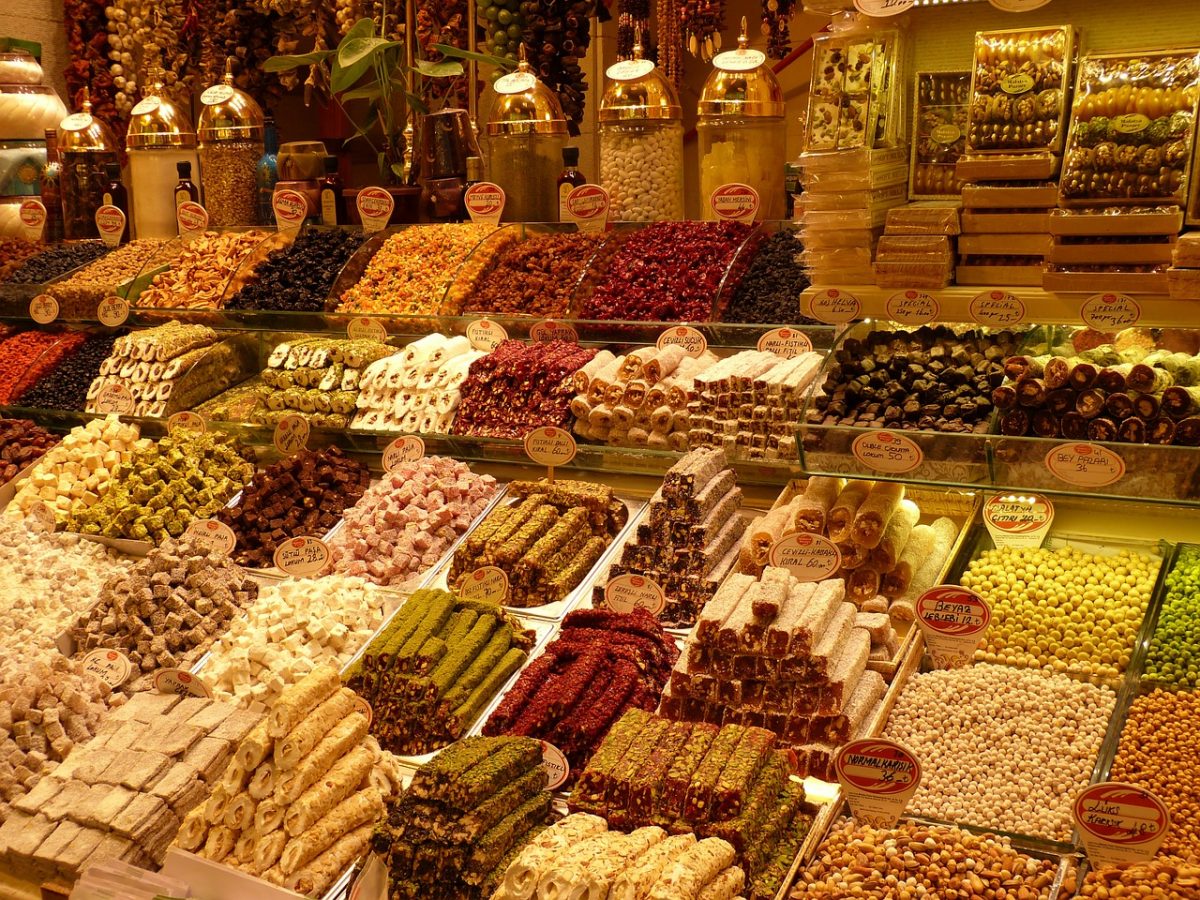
[569,708,816,899]
[482,608,678,778]
[0,417,58,482]
[805,30,900,155]
[19,330,121,411]
[215,446,370,567]
[225,228,366,313]
[448,479,629,610]
[0,240,110,290]
[466,232,610,317]
[326,456,498,588]
[722,228,814,326]
[45,239,170,318]
[370,735,552,899]
[134,230,275,310]
[343,588,537,755]
[911,72,970,199]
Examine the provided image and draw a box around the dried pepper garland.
[199,0,281,105]
[104,0,192,114]
[761,0,796,59]
[521,0,596,132]
[417,0,471,109]
[656,0,682,85]
[63,0,123,135]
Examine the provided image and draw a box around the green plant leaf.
[333,39,399,92]
[390,163,406,179]
[431,44,515,69]
[262,50,332,73]
[415,59,464,78]
[338,85,382,102]
[404,92,429,115]
[342,17,377,42]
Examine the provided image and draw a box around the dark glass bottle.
[101,163,129,244]
[174,161,199,209]
[39,129,63,244]
[557,146,586,222]
[256,116,279,226]
[319,156,345,226]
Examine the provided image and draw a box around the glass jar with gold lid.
[197,60,264,226]
[697,19,786,221]
[125,73,199,239]
[486,47,568,223]
[599,46,683,222]
[58,89,120,240]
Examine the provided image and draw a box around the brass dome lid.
[599,46,681,122]
[58,90,119,153]
[126,73,197,149]
[486,47,568,137]
[698,19,785,119]
[197,60,265,143]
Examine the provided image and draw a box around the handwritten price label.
[969,290,1026,327]
[274,536,331,576]
[1081,293,1141,330]
[656,326,708,359]
[767,533,842,583]
[709,183,761,222]
[97,295,129,326]
[604,574,667,615]
[1074,783,1171,868]
[852,431,924,475]
[82,649,132,689]
[29,294,58,324]
[458,566,509,603]
[757,327,813,358]
[835,739,923,828]
[464,183,506,226]
[95,205,126,247]
[565,185,610,233]
[383,435,425,471]
[356,187,395,233]
[274,414,310,455]
[93,383,134,415]
[154,668,213,699]
[18,199,46,241]
[541,741,570,790]
[183,518,236,555]
[916,585,991,669]
[886,289,940,326]
[523,426,577,468]
[530,319,579,343]
[273,189,308,230]
[347,317,388,342]
[168,411,207,435]
[467,319,508,352]
[176,201,209,240]
[983,493,1054,549]
[804,288,861,324]
[1044,442,1126,488]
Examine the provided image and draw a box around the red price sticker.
[656,326,708,359]
[82,649,132,689]
[467,319,508,352]
[1081,292,1141,330]
[18,199,46,240]
[851,431,924,475]
[464,183,506,226]
[183,518,236,555]
[1044,442,1126,488]
[348,317,388,342]
[983,493,1054,549]
[1074,783,1171,868]
[458,566,510,603]
[804,288,861,324]
[757,327,813,358]
[356,187,395,233]
[97,295,129,327]
[29,294,58,324]
[274,536,331,576]
[767,532,842,583]
[530,319,579,343]
[603,574,666,615]
[154,668,213,699]
[93,382,134,415]
[383,435,425,471]
[916,585,991,669]
[168,411,207,435]
[176,201,209,240]
[565,185,610,233]
[95,205,126,247]
[969,290,1026,327]
[274,414,310,455]
[523,426,577,468]
[886,289,940,326]
[709,183,760,222]
[835,739,923,829]
[541,741,570,790]
[273,189,308,230]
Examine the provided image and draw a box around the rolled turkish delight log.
[850,482,905,550]
[268,666,341,739]
[279,787,383,876]
[610,833,698,900]
[827,481,871,543]
[646,837,737,898]
[286,823,373,896]
[641,345,686,384]
[873,499,919,571]
[275,712,369,804]
[1032,411,1061,438]
[1061,411,1088,439]
[573,349,615,394]
[283,744,376,837]
[791,476,841,535]
[274,688,357,771]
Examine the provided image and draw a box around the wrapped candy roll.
[872,499,920,571]
[274,689,358,771]
[849,483,905,550]
[249,762,276,801]
[640,345,686,384]
[287,823,373,896]
[610,833,698,900]
[283,744,376,837]
[573,350,616,394]
[696,866,744,900]
[792,477,841,534]
[827,481,871,543]
[501,813,609,900]
[274,713,369,805]
[267,666,341,739]
[176,806,208,851]
[279,787,383,876]
[647,837,737,898]
[203,825,237,862]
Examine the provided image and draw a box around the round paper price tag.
[168,411,207,435]
[273,189,308,230]
[467,319,508,352]
[1081,293,1141,330]
[530,319,579,343]
[352,696,373,726]
[176,201,209,238]
[18,199,46,239]
[969,290,1026,327]
[201,83,236,105]
[93,383,134,415]
[854,0,914,14]
[1073,783,1171,868]
[656,326,708,359]
[713,48,767,72]
[603,574,667,615]
[29,294,58,324]
[983,493,1054,549]
[154,668,213,699]
[916,585,991,669]
[886,289,940,326]
[565,185,611,233]
[709,183,760,222]
[606,58,656,80]
[804,288,861,324]
[274,414,310,455]
[757,327,812,358]
[458,566,510,603]
[97,295,129,327]
[541,741,570,790]
[183,518,236,556]
[348,317,388,342]
[494,71,538,94]
[82,649,132,689]
[835,739,923,829]
[930,124,962,145]
[524,426,577,467]
[1044,442,1126,488]
[130,95,160,116]
[767,533,842,583]
[274,536,331,576]
[356,187,395,233]
[383,435,425,471]
[851,431,924,475]
[60,111,93,131]
[464,183,506,226]
[95,205,126,247]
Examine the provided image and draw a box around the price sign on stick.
[274,536,331,576]
[382,435,425,471]
[604,574,666,615]
[459,566,509,603]
[835,739,923,829]
[916,585,991,669]
[983,493,1054,549]
[274,414,309,455]
[524,426,577,483]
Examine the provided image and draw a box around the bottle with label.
[174,160,199,209]
[256,116,279,226]
[101,163,129,244]
[557,146,586,221]
[39,128,63,243]
[459,156,484,221]
[318,155,344,226]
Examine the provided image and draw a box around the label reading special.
[1081,292,1141,330]
[969,290,1026,327]
[886,289,940,325]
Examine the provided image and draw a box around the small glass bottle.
[101,163,129,244]
[457,155,484,221]
[318,155,344,226]
[557,146,586,221]
[256,116,279,226]
[40,128,63,244]
[174,160,199,208]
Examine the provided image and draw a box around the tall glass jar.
[57,92,120,240]
[598,51,684,222]
[485,52,568,223]
[697,23,786,221]
[125,75,199,239]
[197,62,264,227]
